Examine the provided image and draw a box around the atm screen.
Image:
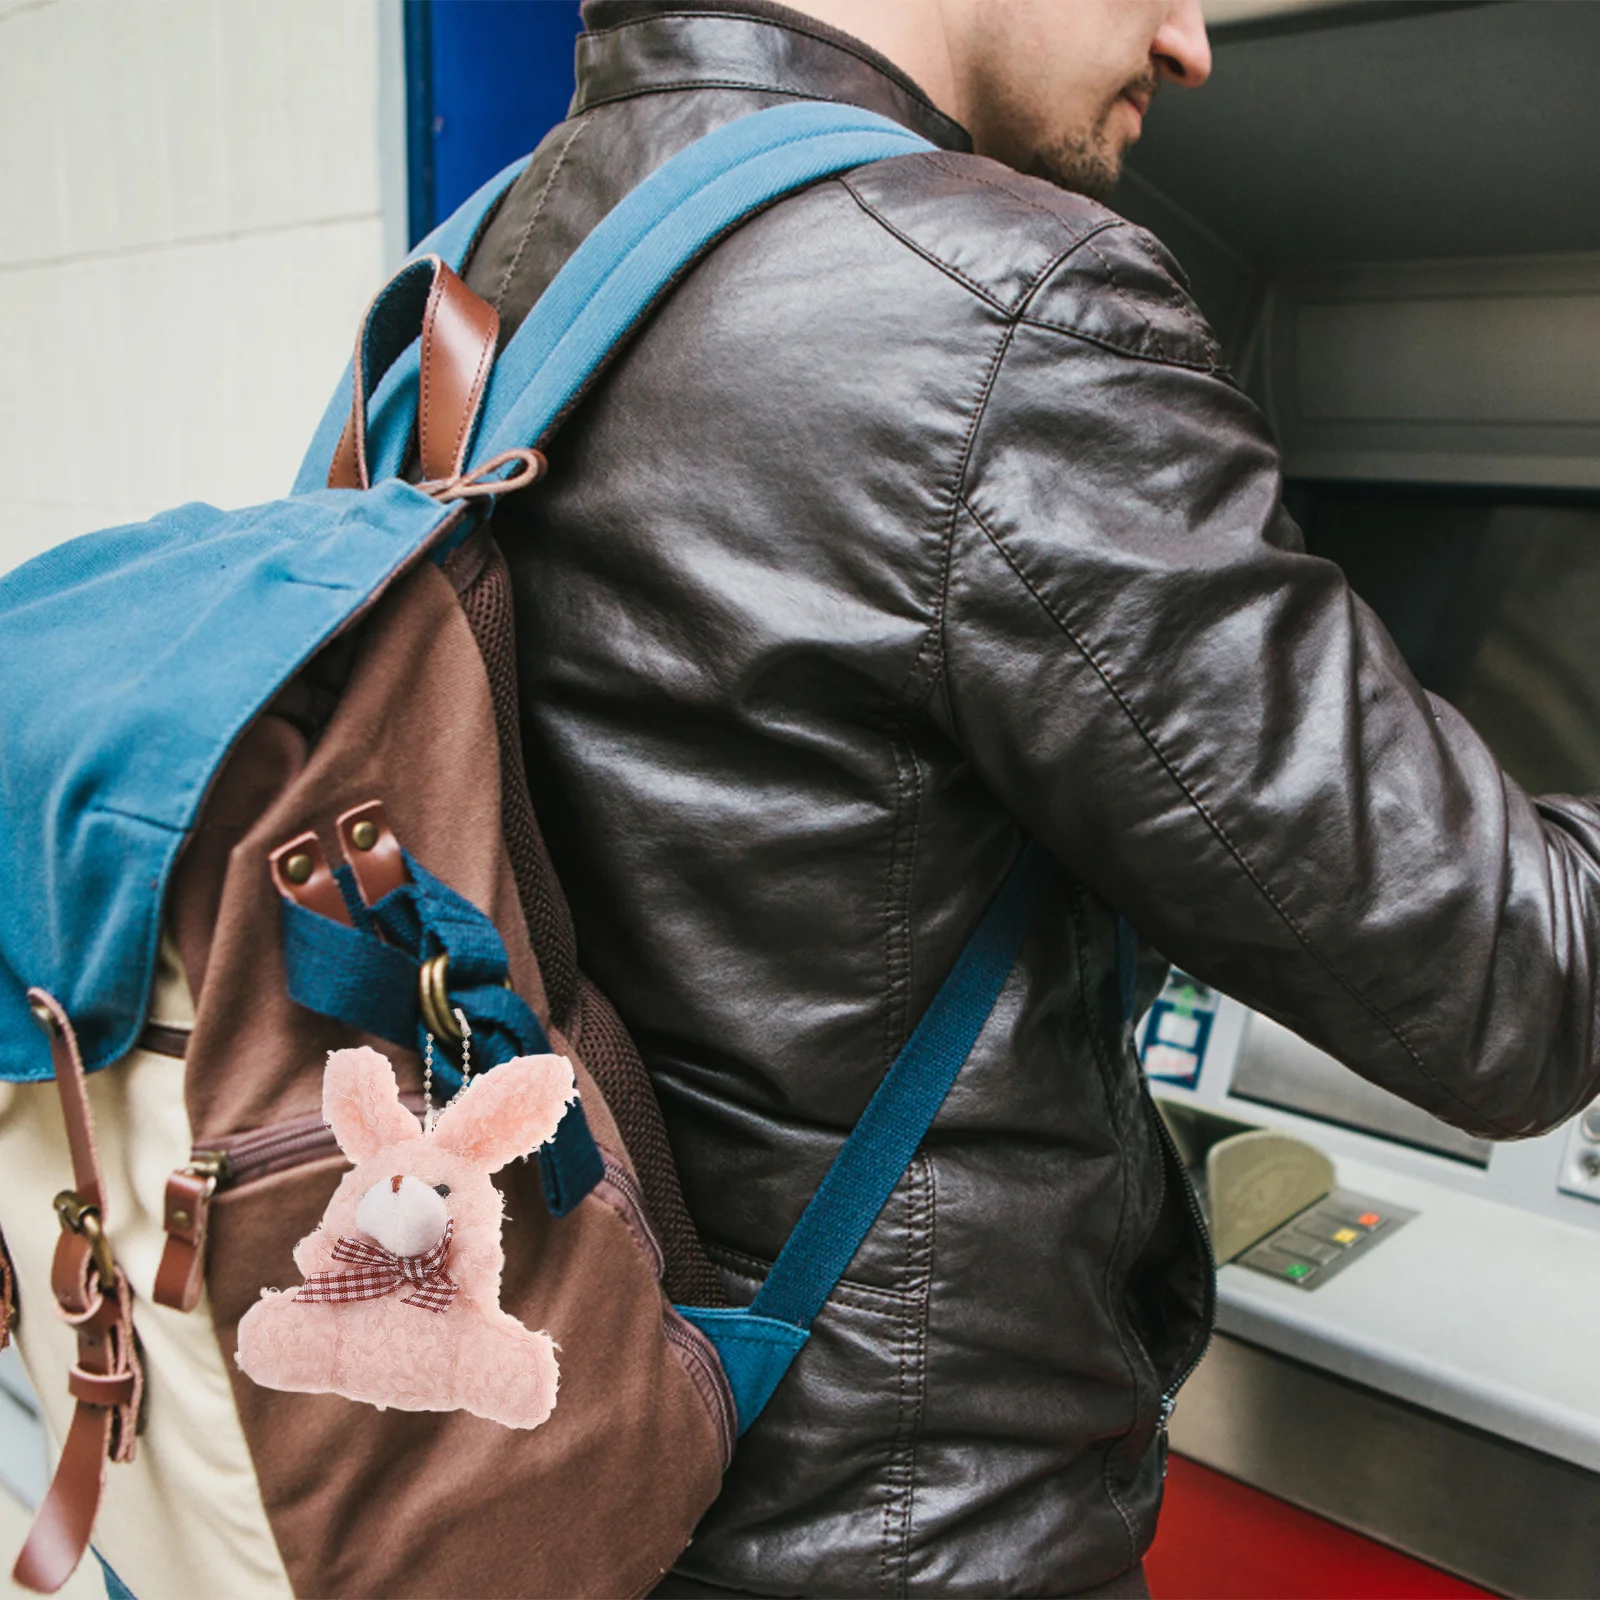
[1289,485,1600,796]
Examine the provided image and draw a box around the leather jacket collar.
[575,0,973,152]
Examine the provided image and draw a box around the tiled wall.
[0,0,398,574]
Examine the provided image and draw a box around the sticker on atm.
[1138,970,1219,1090]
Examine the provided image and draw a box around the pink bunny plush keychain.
[236,1045,576,1430]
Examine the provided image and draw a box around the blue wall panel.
[406,1,584,244]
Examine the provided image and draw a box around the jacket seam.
[1012,227,1129,320]
[705,1241,922,1310]
[1014,313,1223,373]
[916,318,1018,731]
[882,732,921,1072]
[839,177,1012,313]
[577,10,966,136]
[879,1153,932,1596]
[957,491,1516,1138]
[923,149,1094,238]
[1068,889,1144,1567]
[574,78,848,114]
[1079,235,1170,363]
[490,115,590,316]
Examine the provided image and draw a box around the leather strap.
[336,799,410,906]
[268,831,351,926]
[13,990,143,1597]
[328,259,499,492]
[417,266,500,485]
[0,1228,14,1351]
[152,1169,214,1314]
[136,1022,190,1060]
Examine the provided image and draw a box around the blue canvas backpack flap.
[0,104,1048,1600]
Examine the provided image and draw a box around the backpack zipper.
[162,1102,740,1461]
[662,1310,737,1466]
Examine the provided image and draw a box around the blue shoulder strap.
[465,103,932,468]
[678,845,1047,1433]
[291,155,531,496]
[295,104,932,494]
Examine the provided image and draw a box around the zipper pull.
[152,1151,231,1312]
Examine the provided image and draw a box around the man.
[464,2,1600,1594]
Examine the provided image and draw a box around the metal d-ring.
[53,1190,117,1291]
[418,955,463,1044]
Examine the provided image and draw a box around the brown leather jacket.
[465,3,1600,1592]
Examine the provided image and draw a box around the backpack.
[0,103,1044,1599]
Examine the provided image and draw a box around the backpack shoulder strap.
[678,846,1048,1433]
[292,154,531,495]
[295,103,933,494]
[466,102,930,469]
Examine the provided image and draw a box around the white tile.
[1,0,382,268]
[0,212,386,575]
[2,0,391,579]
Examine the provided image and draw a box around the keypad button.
[1241,1244,1321,1285]
[1296,1214,1364,1247]
[1281,1233,1342,1264]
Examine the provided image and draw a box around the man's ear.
[323,1046,421,1163]
[432,1054,577,1173]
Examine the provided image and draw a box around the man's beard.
[1028,71,1159,203]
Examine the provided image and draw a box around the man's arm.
[939,220,1600,1138]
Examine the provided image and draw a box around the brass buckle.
[53,1191,116,1290]
[418,955,463,1044]
[417,956,513,1046]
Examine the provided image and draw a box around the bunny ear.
[323,1046,422,1163]
[432,1054,577,1172]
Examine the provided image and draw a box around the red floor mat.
[1146,1455,1493,1599]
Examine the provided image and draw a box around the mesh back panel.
[455,538,725,1307]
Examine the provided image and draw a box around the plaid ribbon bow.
[296,1220,458,1313]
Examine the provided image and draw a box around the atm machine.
[1122,3,1600,1593]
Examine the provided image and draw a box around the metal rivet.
[351,820,379,851]
[29,1000,61,1038]
[283,852,314,885]
[171,1209,191,1229]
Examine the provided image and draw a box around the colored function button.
[1298,1215,1363,1247]
[1357,1211,1382,1229]
[1283,1262,1315,1281]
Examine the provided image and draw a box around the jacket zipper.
[1142,1088,1216,1445]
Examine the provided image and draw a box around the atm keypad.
[1239,1188,1415,1291]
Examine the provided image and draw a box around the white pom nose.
[356,1173,448,1257]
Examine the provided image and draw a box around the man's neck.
[773,0,968,130]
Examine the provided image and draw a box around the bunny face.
[306,1046,579,1303]
[355,1173,449,1257]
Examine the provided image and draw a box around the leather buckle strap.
[51,1192,115,1297]
[152,1157,228,1315]
[328,257,501,492]
[1,1229,15,1353]
[12,991,144,1597]
[67,1365,136,1409]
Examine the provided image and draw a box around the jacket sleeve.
[939,219,1600,1138]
